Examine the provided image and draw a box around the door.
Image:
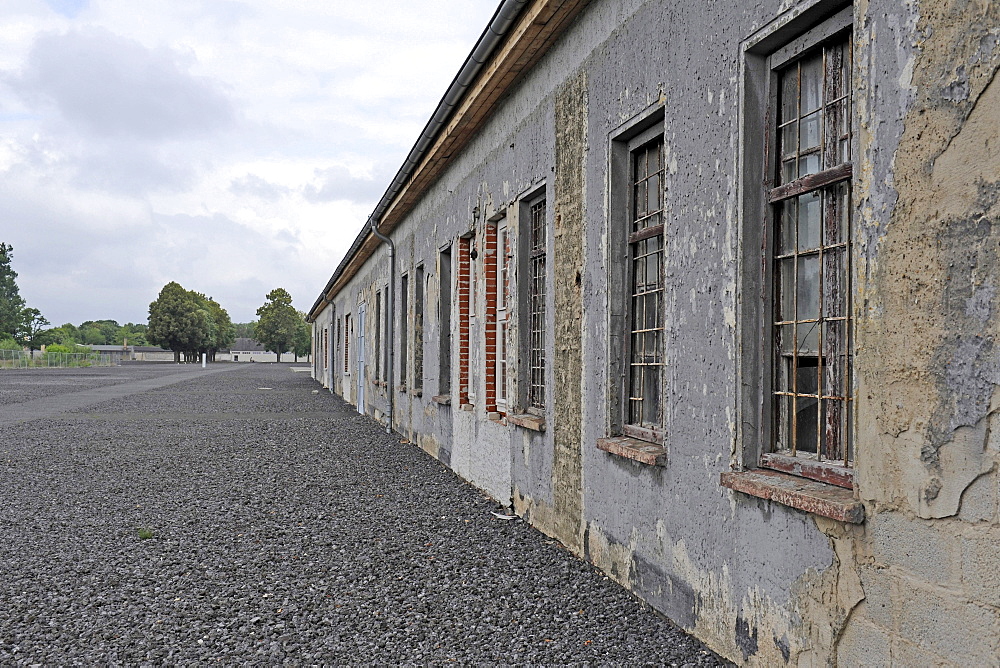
[356,303,366,414]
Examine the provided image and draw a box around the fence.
[0,349,121,369]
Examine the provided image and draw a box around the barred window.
[527,197,546,412]
[765,28,854,484]
[625,136,664,442]
[400,273,408,387]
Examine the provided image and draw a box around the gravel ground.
[0,363,733,666]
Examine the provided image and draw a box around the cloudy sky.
[0,0,499,325]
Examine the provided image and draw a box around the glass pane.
[634,180,648,220]
[782,159,797,184]
[798,320,819,355]
[795,363,819,454]
[797,191,821,251]
[798,152,821,178]
[778,257,795,321]
[779,200,796,254]
[646,292,660,330]
[642,366,660,425]
[777,323,796,356]
[781,67,798,123]
[647,173,660,213]
[799,111,821,151]
[633,254,646,293]
[781,122,798,159]
[799,54,822,114]
[797,254,820,320]
[648,142,660,173]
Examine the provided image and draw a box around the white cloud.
[0,0,500,326]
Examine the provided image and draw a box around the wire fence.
[0,349,121,369]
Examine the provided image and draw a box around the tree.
[292,312,311,362]
[147,282,212,363]
[255,288,300,362]
[233,321,256,339]
[0,243,26,338]
[16,308,50,353]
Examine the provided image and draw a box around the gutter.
[308,0,530,321]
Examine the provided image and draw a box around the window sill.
[409,388,423,398]
[459,403,475,412]
[431,394,451,406]
[597,436,666,467]
[508,413,546,432]
[397,384,407,393]
[720,469,864,524]
[487,412,507,424]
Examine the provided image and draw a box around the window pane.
[781,67,798,123]
[777,323,797,357]
[778,257,795,321]
[799,111,821,152]
[799,54,822,114]
[797,254,820,320]
[642,365,661,425]
[781,122,798,160]
[798,152,821,178]
[778,200,796,254]
[798,191,821,251]
[798,320,819,355]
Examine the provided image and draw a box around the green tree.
[255,288,300,362]
[292,311,311,362]
[16,308,50,353]
[0,243,26,338]
[147,282,211,363]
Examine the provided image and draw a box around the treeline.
[0,242,58,352]
[147,282,235,363]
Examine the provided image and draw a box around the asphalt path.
[0,362,732,665]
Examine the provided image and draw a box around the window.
[625,134,665,443]
[485,215,509,415]
[525,196,546,413]
[400,273,408,387]
[414,264,424,392]
[597,106,667,464]
[343,313,351,375]
[765,20,853,483]
[439,245,452,396]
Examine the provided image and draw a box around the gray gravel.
[0,363,732,666]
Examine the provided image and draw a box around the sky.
[0,0,500,325]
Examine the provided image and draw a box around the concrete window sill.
[431,394,451,406]
[508,413,545,432]
[397,384,407,393]
[409,388,423,398]
[487,412,507,424]
[596,436,666,466]
[720,469,864,524]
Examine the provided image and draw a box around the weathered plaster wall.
[840,0,1000,664]
[314,0,1000,663]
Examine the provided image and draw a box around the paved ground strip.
[0,363,731,665]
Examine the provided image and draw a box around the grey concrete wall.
[313,0,1000,663]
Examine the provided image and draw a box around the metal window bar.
[626,137,665,436]
[772,36,853,468]
[527,199,546,410]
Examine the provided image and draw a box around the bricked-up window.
[624,136,665,443]
[765,24,854,483]
[526,198,546,413]
[400,273,408,387]
[322,327,329,370]
[457,236,472,405]
[485,216,508,414]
